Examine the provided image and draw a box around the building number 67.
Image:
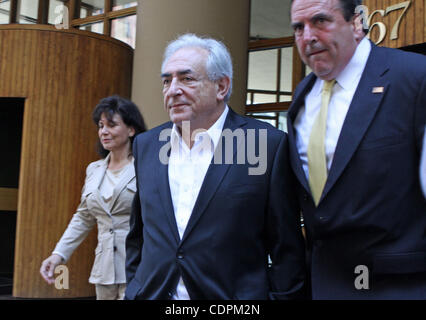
[355,1,412,45]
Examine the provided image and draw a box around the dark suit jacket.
[125,108,306,300]
[287,42,426,299]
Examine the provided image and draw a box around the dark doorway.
[400,42,426,55]
[0,98,24,295]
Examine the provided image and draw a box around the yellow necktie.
[307,79,336,206]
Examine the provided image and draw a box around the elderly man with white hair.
[124,33,306,300]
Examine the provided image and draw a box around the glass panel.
[111,14,137,48]
[112,0,137,11]
[250,0,293,39]
[0,12,8,24]
[248,49,277,91]
[48,0,67,25]
[280,46,293,92]
[0,0,10,24]
[80,7,88,18]
[19,0,38,24]
[278,111,288,132]
[279,95,292,102]
[249,112,277,128]
[253,93,277,104]
[246,111,288,132]
[80,0,104,18]
[80,21,104,34]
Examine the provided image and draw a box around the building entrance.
[0,98,24,295]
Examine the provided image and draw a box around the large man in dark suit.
[288,0,426,299]
[125,34,306,300]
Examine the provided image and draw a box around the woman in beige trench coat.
[40,96,146,300]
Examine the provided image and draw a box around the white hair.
[161,33,233,102]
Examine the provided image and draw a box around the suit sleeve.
[266,133,307,300]
[125,139,144,284]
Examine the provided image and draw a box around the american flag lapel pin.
[372,86,384,93]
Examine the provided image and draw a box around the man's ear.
[352,13,365,42]
[216,76,231,101]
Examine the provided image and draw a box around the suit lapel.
[89,156,110,215]
[321,44,390,202]
[109,158,135,211]
[287,74,317,195]
[180,109,246,243]
[156,124,181,244]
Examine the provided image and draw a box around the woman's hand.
[40,254,64,284]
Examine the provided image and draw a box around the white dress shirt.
[168,105,229,300]
[294,37,371,180]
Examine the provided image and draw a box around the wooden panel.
[0,188,18,211]
[9,0,18,23]
[364,0,424,48]
[0,25,133,298]
[70,6,137,27]
[246,101,291,112]
[37,0,50,24]
[248,36,294,50]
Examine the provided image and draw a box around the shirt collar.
[171,105,229,151]
[336,37,371,91]
[205,105,229,150]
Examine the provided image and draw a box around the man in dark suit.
[288,0,426,299]
[125,34,306,300]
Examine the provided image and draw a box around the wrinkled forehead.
[291,0,341,21]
